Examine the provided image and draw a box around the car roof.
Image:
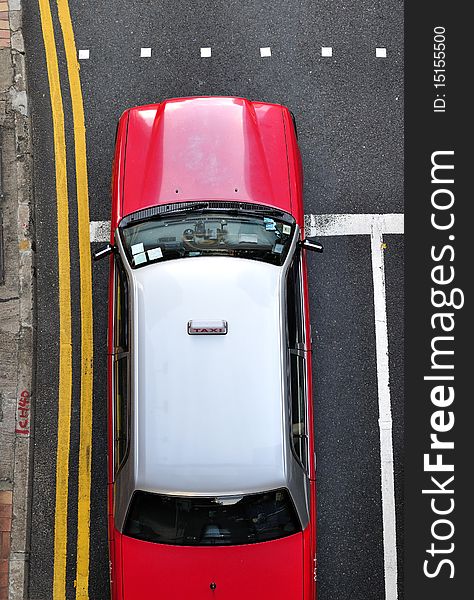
[130,256,289,496]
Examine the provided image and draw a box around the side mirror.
[93,243,115,261]
[300,239,324,253]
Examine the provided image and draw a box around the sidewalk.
[0,2,34,600]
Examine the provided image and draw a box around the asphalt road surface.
[23,1,404,599]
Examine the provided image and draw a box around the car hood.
[121,532,303,599]
[122,96,293,216]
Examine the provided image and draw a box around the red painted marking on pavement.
[15,390,31,436]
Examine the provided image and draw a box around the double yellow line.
[38,1,93,598]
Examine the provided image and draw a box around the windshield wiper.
[120,203,209,228]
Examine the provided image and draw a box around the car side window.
[289,351,308,471]
[114,258,128,353]
[114,356,129,472]
[286,254,305,350]
[114,257,130,473]
[286,249,309,471]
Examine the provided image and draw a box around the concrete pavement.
[0,2,34,599]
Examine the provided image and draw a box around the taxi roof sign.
[187,320,228,335]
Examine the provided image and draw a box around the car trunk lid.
[121,532,303,599]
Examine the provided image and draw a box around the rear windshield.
[119,211,295,268]
[123,488,301,546]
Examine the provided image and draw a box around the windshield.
[123,488,301,546]
[119,210,295,268]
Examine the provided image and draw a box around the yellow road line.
[37,1,72,598]
[55,1,94,597]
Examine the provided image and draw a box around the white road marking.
[306,212,401,600]
[90,213,404,242]
[90,211,402,600]
[74,46,392,63]
[91,214,404,242]
[370,219,398,600]
[305,213,403,237]
[89,220,110,243]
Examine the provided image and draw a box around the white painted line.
[91,214,404,243]
[140,47,152,58]
[78,49,89,60]
[376,47,387,58]
[321,47,333,57]
[304,213,404,238]
[90,221,110,243]
[260,47,271,57]
[370,219,398,600]
[200,47,212,58]
[303,211,402,600]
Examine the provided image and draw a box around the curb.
[0,1,34,600]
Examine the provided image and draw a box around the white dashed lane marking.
[75,46,389,61]
[90,212,403,600]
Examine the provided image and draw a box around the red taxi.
[94,96,322,599]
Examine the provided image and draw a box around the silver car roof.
[131,256,288,496]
